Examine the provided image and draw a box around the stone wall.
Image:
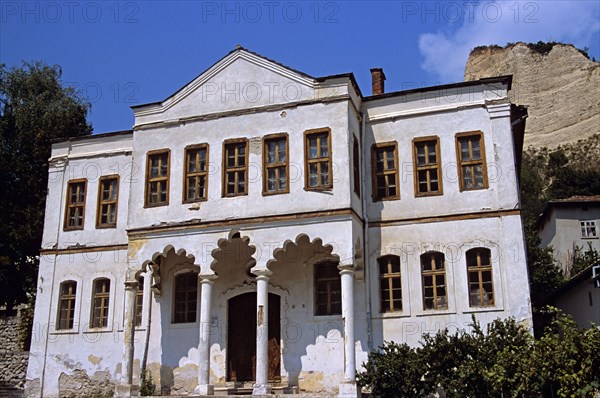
[0,309,28,397]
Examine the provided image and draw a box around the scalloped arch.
[267,233,340,268]
[210,229,257,274]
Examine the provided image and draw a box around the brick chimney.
[370,68,386,95]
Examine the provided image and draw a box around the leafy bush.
[358,310,600,397]
[356,341,431,397]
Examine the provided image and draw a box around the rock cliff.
[464,42,599,148]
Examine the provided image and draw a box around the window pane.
[267,141,276,163]
[278,141,286,162]
[417,145,426,165]
[319,136,328,157]
[320,162,329,185]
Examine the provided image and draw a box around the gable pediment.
[133,49,320,126]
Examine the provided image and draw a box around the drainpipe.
[360,111,373,351]
[40,153,68,397]
[141,264,153,375]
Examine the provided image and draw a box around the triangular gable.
[132,47,321,125]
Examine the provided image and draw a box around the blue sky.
[2,1,599,134]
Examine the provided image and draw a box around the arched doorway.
[227,292,281,382]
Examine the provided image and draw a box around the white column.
[116,280,138,397]
[252,269,272,395]
[338,264,360,398]
[195,273,217,396]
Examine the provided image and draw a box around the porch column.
[115,280,139,397]
[195,273,218,396]
[338,264,360,398]
[253,269,272,395]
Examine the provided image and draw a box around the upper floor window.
[413,137,442,196]
[96,175,119,228]
[353,136,360,197]
[173,272,198,323]
[379,255,402,312]
[372,142,399,201]
[145,150,170,207]
[466,248,495,307]
[305,128,332,190]
[91,278,110,328]
[421,251,448,310]
[184,144,209,202]
[314,261,341,316]
[581,220,598,238]
[263,134,289,195]
[57,281,77,330]
[456,131,488,191]
[64,179,87,230]
[223,139,248,197]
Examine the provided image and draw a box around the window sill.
[96,224,117,229]
[373,311,411,320]
[304,187,333,193]
[414,192,444,198]
[581,236,599,240]
[415,309,456,317]
[63,227,84,232]
[50,329,79,335]
[462,306,504,314]
[83,328,114,333]
[168,322,198,329]
[144,203,169,209]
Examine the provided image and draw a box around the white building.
[26,47,532,397]
[537,195,600,275]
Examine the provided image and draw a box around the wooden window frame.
[90,278,110,329]
[262,133,289,196]
[314,261,341,316]
[144,149,171,208]
[64,179,87,230]
[134,279,143,327]
[372,142,400,201]
[353,136,360,197]
[57,280,77,330]
[466,248,495,307]
[412,136,443,197]
[379,255,402,313]
[421,251,448,310]
[455,131,489,191]
[96,175,119,228]
[304,128,333,191]
[183,144,209,203]
[173,272,198,324]
[222,138,249,197]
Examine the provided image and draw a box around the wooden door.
[227,293,280,382]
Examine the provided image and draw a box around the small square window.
[581,220,598,238]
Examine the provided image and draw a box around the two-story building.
[26,47,532,398]
[537,195,600,275]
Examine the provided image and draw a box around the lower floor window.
[467,248,495,307]
[379,255,402,312]
[421,252,448,310]
[173,272,198,323]
[57,281,77,330]
[91,278,110,328]
[314,262,341,316]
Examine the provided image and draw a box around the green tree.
[0,61,92,310]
